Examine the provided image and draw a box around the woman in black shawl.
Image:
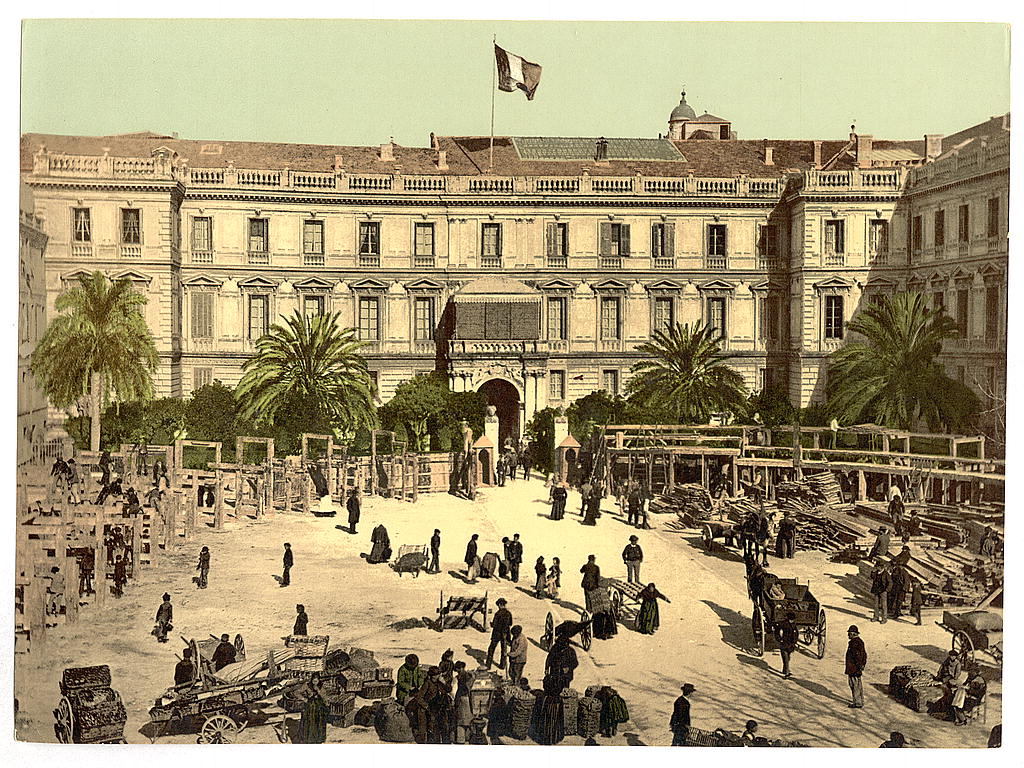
[636,582,670,635]
[368,523,391,563]
[537,624,582,745]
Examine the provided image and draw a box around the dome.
[669,91,697,122]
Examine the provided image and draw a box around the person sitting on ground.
[741,719,760,745]
[880,731,907,748]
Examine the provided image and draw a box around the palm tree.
[235,310,378,437]
[827,292,979,431]
[626,322,748,423]
[31,270,159,451]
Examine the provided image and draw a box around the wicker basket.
[561,689,579,736]
[360,681,395,700]
[576,696,601,738]
[61,665,111,694]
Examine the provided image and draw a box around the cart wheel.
[228,706,250,732]
[702,525,714,552]
[198,714,238,744]
[579,610,593,652]
[816,610,827,659]
[609,588,623,621]
[234,634,246,661]
[752,606,765,657]
[541,612,554,651]
[53,696,74,744]
[953,630,975,666]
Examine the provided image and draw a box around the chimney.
[924,134,943,162]
[763,140,774,166]
[436,150,448,171]
[856,134,873,169]
[595,137,609,162]
[334,154,344,173]
[429,132,438,149]
[812,141,823,169]
[379,139,395,162]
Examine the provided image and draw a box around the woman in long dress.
[534,556,547,597]
[636,582,670,635]
[546,557,561,599]
[368,523,391,563]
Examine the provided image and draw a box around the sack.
[957,611,1002,632]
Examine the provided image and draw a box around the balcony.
[823,251,845,267]
[71,243,93,259]
[987,235,1005,254]
[120,244,141,259]
[449,339,550,357]
[757,255,781,270]
[547,256,568,268]
[191,250,214,264]
[653,256,674,269]
[868,249,889,266]
[358,253,381,268]
[958,242,969,258]
[403,176,446,192]
[303,252,325,267]
[706,254,727,270]
[821,338,845,352]
[480,255,502,269]
[801,168,905,192]
[547,339,569,353]
[247,250,270,265]
[468,178,513,193]
[600,256,623,269]
[599,339,624,352]
[592,178,633,193]
[413,254,436,268]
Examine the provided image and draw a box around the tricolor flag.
[494,44,542,101]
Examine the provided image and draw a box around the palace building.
[19,93,1009,447]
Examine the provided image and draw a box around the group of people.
[395,651,477,743]
[461,532,561,599]
[495,442,533,486]
[868,545,924,624]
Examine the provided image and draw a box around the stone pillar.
[484,413,499,451]
[167,491,179,547]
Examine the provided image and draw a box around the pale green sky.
[21,20,1010,147]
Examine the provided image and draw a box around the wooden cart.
[437,591,488,631]
[53,665,127,744]
[751,577,827,659]
[701,520,742,553]
[605,578,644,621]
[540,610,592,652]
[937,610,1003,669]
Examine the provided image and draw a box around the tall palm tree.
[827,292,979,431]
[31,270,159,451]
[626,322,748,423]
[235,310,377,436]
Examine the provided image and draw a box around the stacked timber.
[852,545,1001,608]
[655,484,712,525]
[776,474,840,506]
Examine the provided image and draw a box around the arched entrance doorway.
[478,379,520,449]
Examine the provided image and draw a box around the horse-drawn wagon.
[750,577,827,659]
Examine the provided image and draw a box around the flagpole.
[489,34,496,173]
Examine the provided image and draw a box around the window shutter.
[546,223,556,257]
[457,303,485,338]
[836,222,845,253]
[665,223,675,257]
[484,303,512,339]
[496,224,502,256]
[824,222,835,253]
[510,302,541,339]
[599,222,611,256]
[620,224,631,255]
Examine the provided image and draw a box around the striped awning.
[452,276,540,304]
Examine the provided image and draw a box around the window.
[758,295,779,341]
[599,222,630,266]
[72,208,91,242]
[757,225,778,267]
[823,220,845,257]
[987,198,999,238]
[191,292,213,339]
[414,223,435,266]
[707,297,726,339]
[759,367,773,393]
[868,219,888,257]
[549,370,566,401]
[414,297,435,341]
[602,370,620,396]
[248,218,268,253]
[933,291,944,315]
[707,224,727,256]
[546,296,566,340]
[651,223,674,266]
[956,289,969,335]
[933,210,945,247]
[121,208,141,244]
[191,216,213,252]
[359,221,380,254]
[248,294,269,340]
[985,287,1000,342]
[303,295,325,323]
[358,297,380,341]
[653,297,674,333]
[958,204,970,243]
[600,297,621,340]
[824,295,844,340]
[481,223,502,265]
[912,215,922,252]
[194,367,213,391]
[546,222,569,266]
[303,220,324,256]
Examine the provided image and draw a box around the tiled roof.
[512,137,683,162]
[694,113,728,122]
[686,130,718,140]
[21,131,925,180]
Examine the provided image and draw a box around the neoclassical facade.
[18,184,49,466]
[19,97,1008,445]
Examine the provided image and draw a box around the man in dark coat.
[870,563,891,623]
[777,512,797,559]
[428,529,441,574]
[507,533,523,582]
[281,543,293,586]
[112,555,127,598]
[670,683,695,745]
[464,534,479,583]
[346,489,361,534]
[298,675,329,744]
[486,597,513,670]
[153,593,173,642]
[580,554,601,611]
[889,562,909,619]
[550,482,567,520]
[845,625,867,708]
[496,453,507,487]
[212,633,236,671]
[622,535,643,584]
[196,546,210,589]
[775,612,799,678]
[369,524,391,563]
[174,646,197,688]
[520,446,533,480]
[293,604,309,636]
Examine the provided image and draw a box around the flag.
[494,44,542,101]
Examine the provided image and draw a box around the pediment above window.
[183,274,223,288]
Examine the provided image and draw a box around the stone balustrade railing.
[800,168,905,192]
[906,132,1009,190]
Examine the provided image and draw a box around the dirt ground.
[14,477,1001,747]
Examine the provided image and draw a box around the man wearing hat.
[212,633,237,671]
[845,625,867,707]
[622,535,643,584]
[154,593,173,643]
[670,683,695,745]
[486,597,513,670]
[775,611,799,678]
[870,562,891,624]
[174,646,197,688]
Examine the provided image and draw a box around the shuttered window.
[303,220,324,255]
[599,222,630,256]
[987,198,1000,238]
[546,222,569,259]
[248,218,268,253]
[985,287,1000,342]
[757,225,777,256]
[549,370,565,401]
[72,208,91,242]
[414,297,435,340]
[359,297,380,340]
[707,297,726,339]
[414,223,435,256]
[956,290,969,335]
[823,220,844,254]
[933,210,945,247]
[191,217,212,251]
[824,295,844,340]
[602,370,620,395]
[707,224,727,256]
[249,295,269,340]
[653,297,673,332]
[481,223,502,256]
[546,297,566,340]
[958,204,970,242]
[191,292,213,339]
[303,295,324,323]
[869,220,888,255]
[912,216,923,251]
[600,297,621,340]
[359,222,380,255]
[651,223,675,259]
[121,209,141,244]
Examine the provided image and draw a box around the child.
[546,557,561,599]
[910,578,923,626]
[742,719,759,745]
